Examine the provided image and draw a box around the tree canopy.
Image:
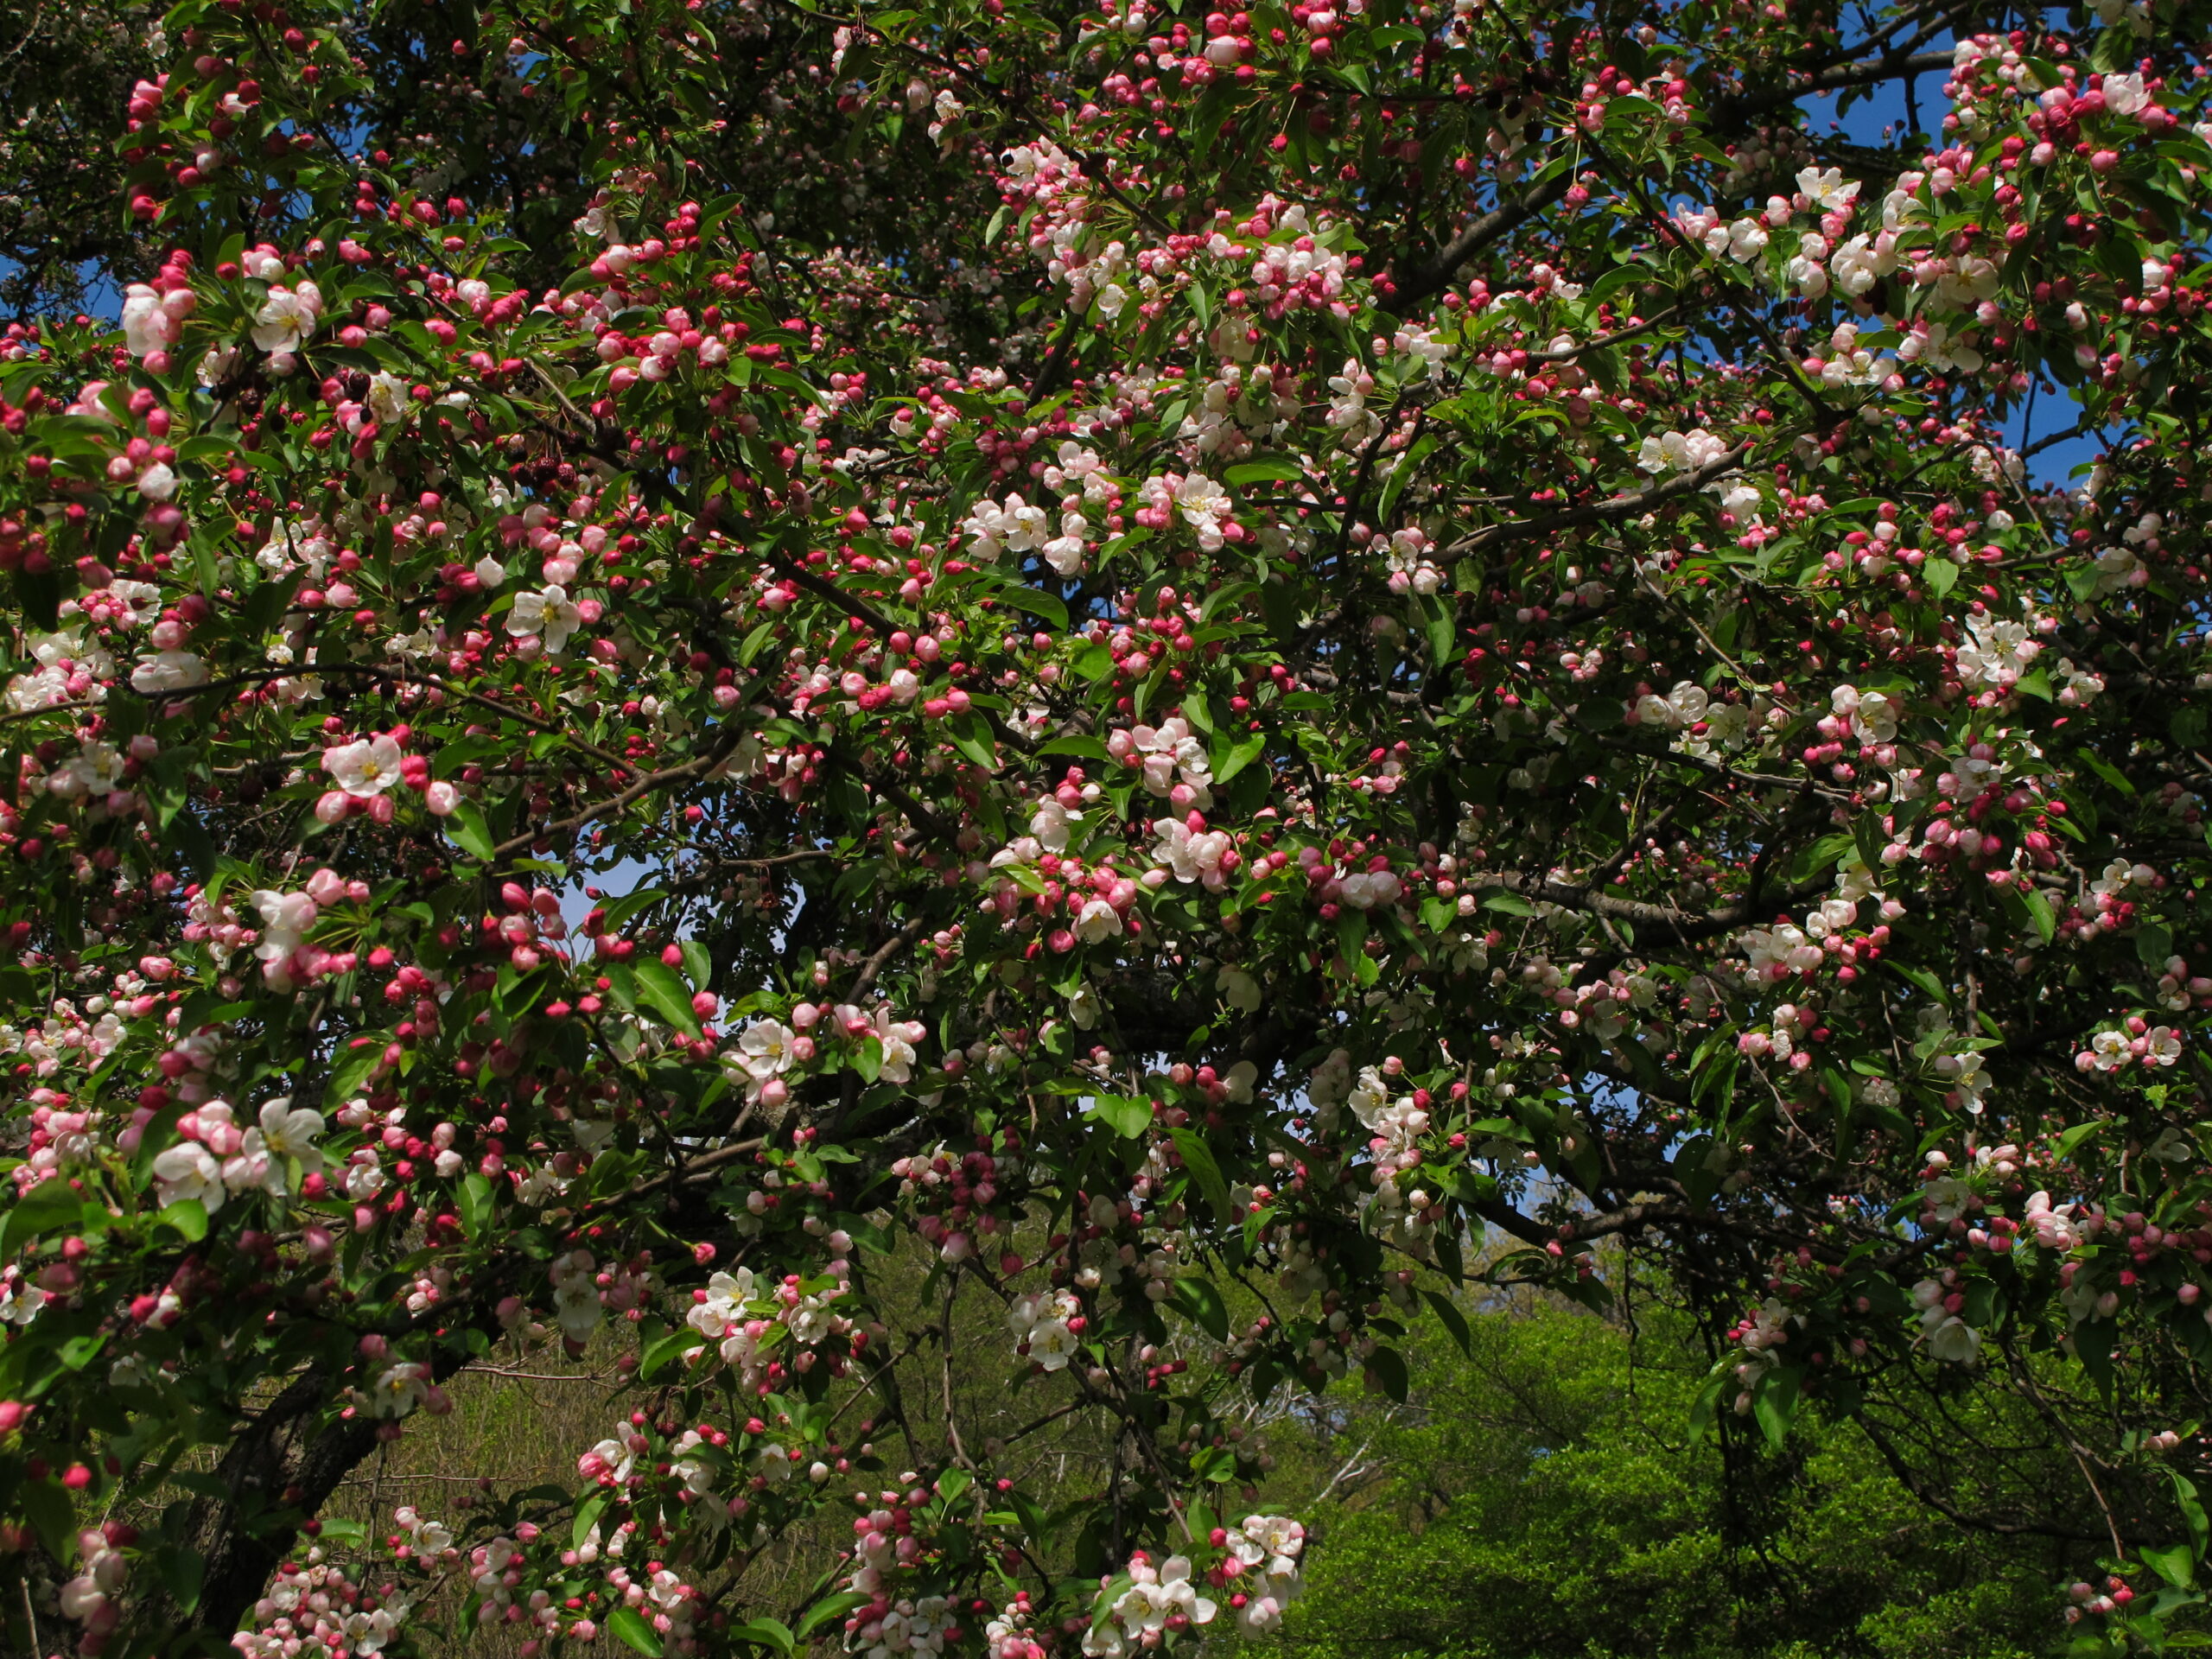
[2,0,2212,1653]
[1257,1291,2088,1659]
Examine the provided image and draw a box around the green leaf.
[851,1033,885,1084]
[2078,1315,2118,1395]
[1258,579,1302,650]
[1449,1164,1501,1205]
[13,567,60,631]
[1212,732,1267,785]
[2,1178,86,1257]
[1037,734,1112,762]
[601,887,671,932]
[2054,1120,2102,1162]
[2143,1541,2197,1591]
[1186,281,1211,332]
[632,957,703,1038]
[834,1211,895,1255]
[1688,1366,1728,1442]
[1086,1094,1154,1137]
[1691,1052,1739,1112]
[573,1487,613,1553]
[1365,1346,1410,1402]
[159,1198,209,1243]
[983,582,1069,632]
[2078,747,2138,796]
[1753,1365,1802,1448]
[159,1544,206,1615]
[1923,558,1958,599]
[729,1618,796,1656]
[1173,1275,1230,1341]
[323,1038,385,1106]
[680,938,714,991]
[1423,1289,1475,1358]
[442,797,497,861]
[639,1326,697,1381]
[1791,833,1854,883]
[1884,959,1949,1003]
[1426,599,1455,669]
[1570,697,1624,734]
[2169,1470,2209,1558]
[607,1606,666,1656]
[1851,812,1887,885]
[17,1476,73,1561]
[459,1172,493,1236]
[1224,458,1309,486]
[2019,884,2056,946]
[797,1593,874,1642]
[57,1332,105,1372]
[948,713,1000,770]
[1169,1127,1233,1223]
[171,813,219,879]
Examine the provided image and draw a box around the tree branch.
[1440,442,1755,562]
[1391,165,1576,308]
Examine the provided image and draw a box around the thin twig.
[1440,442,1756,562]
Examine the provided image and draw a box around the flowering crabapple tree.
[6,0,2212,1649]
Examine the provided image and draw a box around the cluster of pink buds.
[122,76,174,220]
[54,1523,133,1652]
[843,1484,960,1659]
[118,250,197,377]
[485,880,570,974]
[16,1089,100,1191]
[2066,1575,2136,1622]
[895,1136,1026,1262]
[235,1548,409,1659]
[986,1592,1052,1659]
[467,1528,556,1640]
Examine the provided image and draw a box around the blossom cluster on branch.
[3,0,2212,1651]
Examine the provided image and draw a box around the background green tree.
[1255,1283,2101,1659]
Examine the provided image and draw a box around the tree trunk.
[132,1366,379,1647]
